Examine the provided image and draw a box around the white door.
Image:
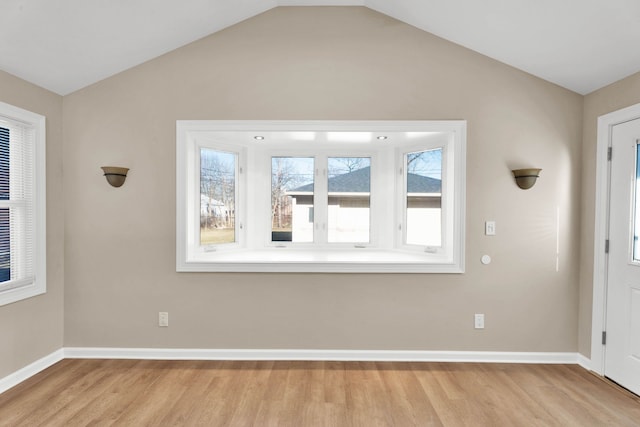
[606,117,640,395]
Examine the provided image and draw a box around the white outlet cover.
[158,312,169,327]
[474,314,485,329]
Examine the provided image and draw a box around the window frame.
[397,143,450,257]
[177,120,465,273]
[325,155,373,245]
[183,137,247,258]
[262,150,379,249]
[0,101,46,306]
[267,153,319,246]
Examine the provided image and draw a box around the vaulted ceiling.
[2,0,639,96]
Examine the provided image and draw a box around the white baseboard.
[64,347,580,364]
[1,347,584,396]
[577,353,592,371]
[0,349,64,394]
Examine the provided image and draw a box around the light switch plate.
[485,221,496,236]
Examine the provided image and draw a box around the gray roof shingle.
[291,166,441,193]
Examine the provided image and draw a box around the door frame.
[591,102,640,375]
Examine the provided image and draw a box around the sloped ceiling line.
[1,0,639,95]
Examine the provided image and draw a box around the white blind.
[0,117,36,292]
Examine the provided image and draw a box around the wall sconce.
[101,166,129,188]
[512,168,541,190]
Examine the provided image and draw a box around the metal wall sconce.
[512,168,541,190]
[101,166,129,188]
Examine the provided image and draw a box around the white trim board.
[64,348,580,364]
[577,354,592,371]
[0,349,64,394]
[0,348,589,396]
[591,102,640,375]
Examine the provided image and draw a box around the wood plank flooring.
[0,359,639,426]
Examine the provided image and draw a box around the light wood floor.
[0,359,639,426]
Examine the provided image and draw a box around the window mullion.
[314,156,329,245]
[398,153,407,248]
[236,152,244,247]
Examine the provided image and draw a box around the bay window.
[177,121,465,273]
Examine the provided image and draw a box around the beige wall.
[578,71,640,357]
[63,7,583,351]
[0,71,64,378]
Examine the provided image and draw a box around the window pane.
[406,148,442,246]
[327,157,370,243]
[272,157,314,243]
[200,148,236,245]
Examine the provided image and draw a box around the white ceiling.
[1,0,639,95]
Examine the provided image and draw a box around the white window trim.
[177,120,465,273]
[0,101,46,306]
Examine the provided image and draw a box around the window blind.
[0,118,36,292]
[0,127,9,283]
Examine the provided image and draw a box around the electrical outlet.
[474,313,485,329]
[159,312,169,327]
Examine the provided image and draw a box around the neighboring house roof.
[407,171,441,194]
[290,167,441,194]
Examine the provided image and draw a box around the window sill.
[0,281,46,307]
[178,248,464,273]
